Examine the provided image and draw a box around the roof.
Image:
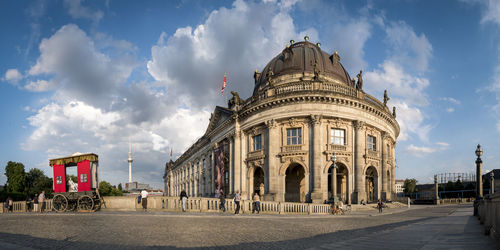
[254,39,352,95]
[49,153,98,166]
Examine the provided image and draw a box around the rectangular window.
[286,128,302,145]
[56,176,63,185]
[80,173,88,183]
[253,134,262,151]
[368,135,377,151]
[330,128,345,145]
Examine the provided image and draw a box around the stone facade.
[164,39,399,204]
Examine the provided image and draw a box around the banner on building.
[215,145,225,196]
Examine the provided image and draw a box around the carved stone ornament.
[353,120,365,131]
[329,118,345,128]
[289,118,298,127]
[310,115,321,125]
[313,60,320,80]
[266,119,277,129]
[331,50,341,65]
[252,127,259,136]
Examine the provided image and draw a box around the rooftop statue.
[356,70,363,90]
[384,90,390,106]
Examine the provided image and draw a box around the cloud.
[439,97,461,105]
[24,79,55,92]
[480,0,500,26]
[445,108,455,113]
[3,69,23,84]
[406,142,449,156]
[64,0,104,24]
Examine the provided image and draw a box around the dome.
[254,39,353,95]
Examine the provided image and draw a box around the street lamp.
[474,144,483,216]
[330,152,338,201]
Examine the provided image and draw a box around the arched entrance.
[328,163,349,202]
[254,167,265,196]
[285,163,306,202]
[365,166,378,202]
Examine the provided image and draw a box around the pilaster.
[353,120,366,204]
[310,115,323,203]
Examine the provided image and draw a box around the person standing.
[219,191,226,212]
[180,190,188,212]
[377,199,383,213]
[141,189,149,212]
[252,192,260,214]
[7,197,13,212]
[38,191,45,213]
[33,194,39,213]
[234,190,241,215]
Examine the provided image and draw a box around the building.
[125,181,151,191]
[483,169,500,194]
[164,37,399,204]
[395,179,405,194]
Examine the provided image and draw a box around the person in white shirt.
[141,190,149,212]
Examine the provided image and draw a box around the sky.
[1,0,500,189]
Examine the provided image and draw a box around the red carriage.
[49,153,103,212]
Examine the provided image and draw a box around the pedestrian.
[26,196,32,212]
[33,194,39,213]
[7,197,13,212]
[180,190,188,212]
[3,199,8,213]
[252,192,260,214]
[219,191,226,212]
[38,191,45,213]
[234,190,241,215]
[377,199,383,213]
[141,189,149,212]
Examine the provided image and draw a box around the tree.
[117,183,122,191]
[4,161,27,193]
[26,168,53,197]
[99,181,112,196]
[403,178,417,194]
[445,181,455,191]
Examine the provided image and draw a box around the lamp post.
[331,152,338,201]
[490,172,495,195]
[474,144,483,216]
[475,144,483,199]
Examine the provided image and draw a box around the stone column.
[490,172,495,195]
[229,136,234,195]
[240,131,248,199]
[211,147,215,196]
[476,156,483,199]
[233,122,241,196]
[310,115,323,203]
[266,119,279,201]
[353,120,366,204]
[194,174,198,197]
[381,132,388,200]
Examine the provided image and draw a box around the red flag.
[221,72,227,94]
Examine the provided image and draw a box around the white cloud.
[440,97,461,105]
[64,0,104,24]
[24,79,55,92]
[445,108,455,113]
[3,69,23,84]
[406,144,436,154]
[480,0,500,26]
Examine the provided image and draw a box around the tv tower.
[128,141,133,183]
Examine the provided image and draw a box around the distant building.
[395,179,405,194]
[125,181,151,191]
[483,169,500,194]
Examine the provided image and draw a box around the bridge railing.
[477,193,500,238]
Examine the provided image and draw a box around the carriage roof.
[49,153,98,166]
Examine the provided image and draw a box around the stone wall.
[477,193,500,238]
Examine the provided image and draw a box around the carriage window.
[287,128,302,145]
[80,174,88,183]
[56,176,63,184]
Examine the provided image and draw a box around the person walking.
[219,191,226,212]
[377,199,383,213]
[33,194,39,213]
[180,190,188,212]
[38,191,45,213]
[141,189,149,212]
[234,190,241,215]
[252,192,260,214]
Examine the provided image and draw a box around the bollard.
[407,197,410,208]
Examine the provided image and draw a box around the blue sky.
[1,0,500,189]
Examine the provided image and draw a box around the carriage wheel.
[78,195,94,211]
[53,194,68,212]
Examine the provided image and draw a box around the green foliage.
[98,181,123,196]
[4,161,27,193]
[445,181,455,191]
[99,181,112,196]
[403,178,417,194]
[117,183,122,191]
[66,175,78,183]
[455,179,464,190]
[26,168,53,198]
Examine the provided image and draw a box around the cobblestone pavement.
[0,204,497,249]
